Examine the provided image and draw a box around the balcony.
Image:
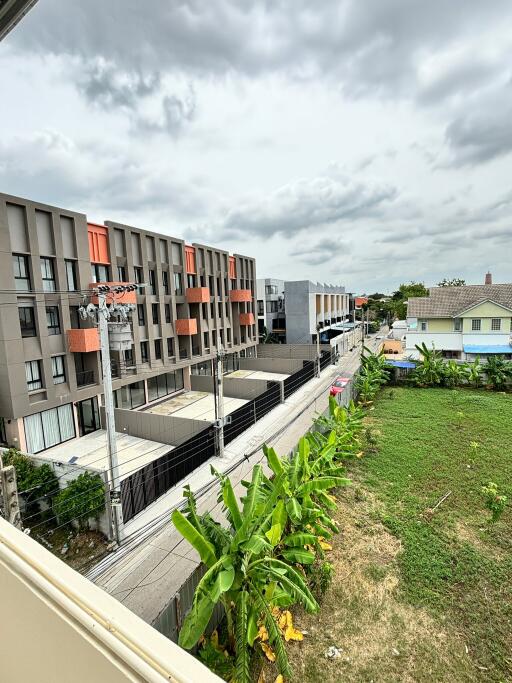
[239,312,255,326]
[67,328,100,353]
[76,370,95,387]
[176,318,198,335]
[89,282,137,305]
[186,287,210,304]
[229,289,252,303]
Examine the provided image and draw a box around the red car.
[330,376,350,397]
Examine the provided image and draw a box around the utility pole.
[214,346,226,457]
[97,288,122,545]
[316,324,321,377]
[0,452,22,530]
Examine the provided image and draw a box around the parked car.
[329,376,350,397]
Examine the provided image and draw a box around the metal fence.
[120,425,216,523]
[224,382,281,445]
[283,360,316,399]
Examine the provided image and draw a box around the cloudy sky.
[1,1,511,293]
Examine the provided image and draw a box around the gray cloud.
[9,0,512,105]
[291,237,349,265]
[77,60,161,110]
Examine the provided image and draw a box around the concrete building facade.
[284,281,350,344]
[0,192,257,454]
[256,277,285,340]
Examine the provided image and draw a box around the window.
[51,355,66,384]
[187,274,196,288]
[453,318,462,332]
[154,339,162,360]
[266,300,278,313]
[46,306,61,335]
[227,328,231,343]
[24,404,75,453]
[419,320,428,332]
[25,360,42,391]
[147,371,180,402]
[91,263,109,283]
[165,304,171,323]
[471,319,481,331]
[19,306,36,337]
[113,381,145,410]
[204,331,209,348]
[491,318,501,331]
[173,272,183,296]
[152,303,159,324]
[162,270,169,294]
[265,284,278,295]
[65,260,77,291]
[137,304,145,326]
[140,341,149,363]
[257,300,264,316]
[218,302,223,318]
[167,337,174,357]
[13,254,31,292]
[149,269,156,295]
[134,266,143,284]
[0,417,7,446]
[117,265,126,281]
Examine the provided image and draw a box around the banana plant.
[412,342,445,386]
[314,396,364,457]
[171,469,319,683]
[442,359,469,387]
[466,356,482,388]
[484,355,512,390]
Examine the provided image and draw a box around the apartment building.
[283,281,350,344]
[406,274,512,360]
[0,192,257,454]
[256,278,285,340]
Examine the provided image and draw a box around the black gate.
[283,360,315,399]
[120,425,216,523]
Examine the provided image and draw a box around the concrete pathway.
[89,334,381,627]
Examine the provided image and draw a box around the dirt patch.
[275,488,479,683]
[34,526,110,572]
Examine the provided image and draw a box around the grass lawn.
[289,387,512,683]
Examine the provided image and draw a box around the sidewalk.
[90,335,380,628]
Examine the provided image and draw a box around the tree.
[391,282,429,319]
[53,472,105,531]
[438,278,466,287]
[2,448,59,516]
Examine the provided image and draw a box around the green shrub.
[3,448,59,516]
[481,482,507,524]
[53,472,105,531]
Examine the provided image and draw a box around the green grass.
[356,387,512,681]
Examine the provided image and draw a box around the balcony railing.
[76,370,95,387]
[179,348,189,360]
[192,346,200,356]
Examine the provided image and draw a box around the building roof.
[407,284,512,318]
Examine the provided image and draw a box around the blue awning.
[463,345,512,354]
[385,360,416,368]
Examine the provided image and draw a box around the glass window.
[187,274,196,288]
[175,368,184,390]
[65,260,77,291]
[40,257,56,292]
[46,306,61,335]
[257,300,264,316]
[24,403,75,454]
[453,318,462,332]
[162,270,169,294]
[134,266,143,284]
[149,269,156,295]
[165,304,171,323]
[91,263,109,283]
[140,340,149,363]
[152,303,159,324]
[25,360,43,391]
[13,254,31,291]
[0,417,7,446]
[491,318,501,331]
[19,306,36,337]
[420,320,427,331]
[167,337,174,357]
[173,272,183,296]
[137,304,145,326]
[51,355,66,384]
[117,265,126,281]
[130,381,145,408]
[471,319,481,331]
[154,338,162,359]
[265,284,278,295]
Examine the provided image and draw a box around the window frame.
[471,318,481,331]
[25,359,43,391]
[167,337,174,358]
[51,355,66,385]
[40,257,56,292]
[154,338,162,360]
[162,270,169,295]
[65,259,77,291]
[46,306,61,336]
[117,265,126,281]
[152,303,159,325]
[19,306,36,337]
[453,318,462,332]
[137,304,145,326]
[13,254,31,292]
[149,269,157,295]
[173,272,183,296]
[491,318,501,331]
[165,303,171,323]
[140,340,149,363]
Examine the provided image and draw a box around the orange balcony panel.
[185,245,196,274]
[229,289,252,303]
[240,312,255,326]
[186,287,210,303]
[67,328,100,353]
[89,282,137,305]
[229,256,236,279]
[88,223,110,264]
[176,318,198,335]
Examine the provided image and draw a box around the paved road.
[89,333,382,629]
